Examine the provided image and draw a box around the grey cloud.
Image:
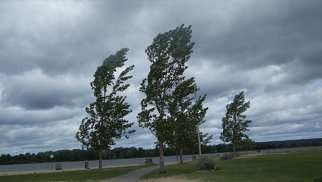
[199,81,322,145]
[1,0,322,155]
[0,106,83,125]
[249,124,322,142]
[1,69,92,109]
[0,1,145,76]
[0,118,82,154]
[194,0,322,83]
[249,84,322,127]
[114,129,156,149]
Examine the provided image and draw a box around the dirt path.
[139,177,199,182]
[101,165,159,182]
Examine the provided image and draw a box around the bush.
[197,156,215,170]
[220,152,239,160]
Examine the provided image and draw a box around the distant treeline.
[1,138,322,165]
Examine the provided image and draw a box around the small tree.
[138,24,194,173]
[220,91,252,154]
[187,131,213,160]
[76,48,134,170]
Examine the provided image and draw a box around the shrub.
[197,156,215,170]
[220,152,239,160]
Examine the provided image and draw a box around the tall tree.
[76,48,134,170]
[138,24,194,173]
[220,91,252,154]
[168,79,208,164]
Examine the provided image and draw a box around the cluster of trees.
[0,148,154,165]
[0,149,95,165]
[206,138,322,152]
[2,138,321,165]
[0,25,255,172]
[137,25,209,172]
[2,24,318,174]
[0,146,201,165]
[76,24,212,172]
[73,24,258,172]
[254,138,322,150]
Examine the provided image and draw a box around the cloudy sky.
[0,0,321,155]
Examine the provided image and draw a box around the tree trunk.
[192,149,195,160]
[232,142,236,155]
[179,148,183,164]
[159,144,165,173]
[99,150,103,170]
[175,148,178,162]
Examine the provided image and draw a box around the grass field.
[142,150,322,182]
[0,164,149,182]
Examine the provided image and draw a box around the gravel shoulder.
[139,176,199,182]
[102,165,159,182]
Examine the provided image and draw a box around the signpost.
[50,154,54,170]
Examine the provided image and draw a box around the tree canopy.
[220,91,252,153]
[137,24,197,172]
[76,48,134,169]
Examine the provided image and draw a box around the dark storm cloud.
[196,1,322,67]
[0,1,145,76]
[0,1,95,75]
[0,106,83,125]
[188,0,322,97]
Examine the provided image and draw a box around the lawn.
[142,150,322,182]
[0,164,149,182]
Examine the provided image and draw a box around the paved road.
[102,165,159,182]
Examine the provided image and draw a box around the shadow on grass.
[0,164,149,182]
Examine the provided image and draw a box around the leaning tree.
[76,48,134,170]
[137,25,196,172]
[220,91,252,154]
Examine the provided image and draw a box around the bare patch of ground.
[236,153,262,159]
[0,164,141,176]
[139,176,199,182]
[0,168,83,176]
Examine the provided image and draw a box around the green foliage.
[137,24,197,172]
[76,48,134,152]
[168,77,209,154]
[137,24,210,169]
[2,140,322,165]
[220,91,252,152]
[138,24,195,139]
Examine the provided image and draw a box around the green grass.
[142,150,322,182]
[0,164,150,182]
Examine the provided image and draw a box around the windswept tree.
[76,48,134,170]
[220,91,252,154]
[137,25,195,172]
[168,78,208,164]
